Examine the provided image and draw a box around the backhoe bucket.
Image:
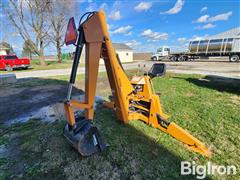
[63,117,106,156]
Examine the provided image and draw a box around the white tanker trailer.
[151,28,240,62]
[169,37,240,62]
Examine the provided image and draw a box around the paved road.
[12,60,240,79]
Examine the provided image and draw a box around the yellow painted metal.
[64,10,211,157]
[165,123,211,157]
[64,102,75,126]
[129,75,211,157]
[98,10,134,123]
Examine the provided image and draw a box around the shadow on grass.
[174,75,240,95]
[93,108,201,179]
[0,76,213,179]
[2,110,208,179]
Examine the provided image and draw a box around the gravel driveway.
[4,58,240,79]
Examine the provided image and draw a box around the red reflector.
[65,17,78,46]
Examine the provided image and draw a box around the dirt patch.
[230,95,240,105]
[6,103,65,125]
[0,75,108,125]
[0,83,83,123]
[185,92,195,97]
[7,95,104,125]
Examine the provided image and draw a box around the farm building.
[0,42,10,55]
[80,43,133,64]
[112,43,133,63]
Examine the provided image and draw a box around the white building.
[0,43,9,55]
[112,43,133,63]
[80,43,133,64]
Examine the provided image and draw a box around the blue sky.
[1,0,240,55]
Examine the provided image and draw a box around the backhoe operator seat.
[147,63,166,78]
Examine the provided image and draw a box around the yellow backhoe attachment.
[63,10,211,157]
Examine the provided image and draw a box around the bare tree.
[47,0,73,63]
[2,0,51,65]
[22,39,35,59]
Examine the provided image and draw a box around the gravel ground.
[2,58,239,79]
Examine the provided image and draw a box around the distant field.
[0,71,239,179]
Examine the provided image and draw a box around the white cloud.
[109,11,121,20]
[196,15,209,23]
[200,7,208,13]
[195,23,216,30]
[190,34,209,41]
[124,40,159,52]
[177,37,187,44]
[108,1,122,20]
[125,31,132,36]
[125,40,141,48]
[100,3,107,10]
[134,2,152,12]
[141,29,168,41]
[161,0,184,15]
[195,11,232,23]
[112,25,132,35]
[85,3,96,12]
[112,1,121,9]
[208,11,232,22]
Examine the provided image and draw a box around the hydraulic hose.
[69,27,84,84]
[67,11,96,101]
[67,27,84,100]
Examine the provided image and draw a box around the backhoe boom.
[63,10,211,157]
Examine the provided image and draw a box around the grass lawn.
[0,60,73,74]
[0,60,135,74]
[0,72,239,179]
[30,60,73,70]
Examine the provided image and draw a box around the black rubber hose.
[69,27,85,84]
[69,11,97,84]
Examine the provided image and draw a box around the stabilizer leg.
[157,114,211,157]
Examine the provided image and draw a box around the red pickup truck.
[0,55,30,71]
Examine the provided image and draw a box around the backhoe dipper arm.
[65,10,134,126]
[64,10,211,157]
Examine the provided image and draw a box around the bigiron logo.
[181,161,237,179]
